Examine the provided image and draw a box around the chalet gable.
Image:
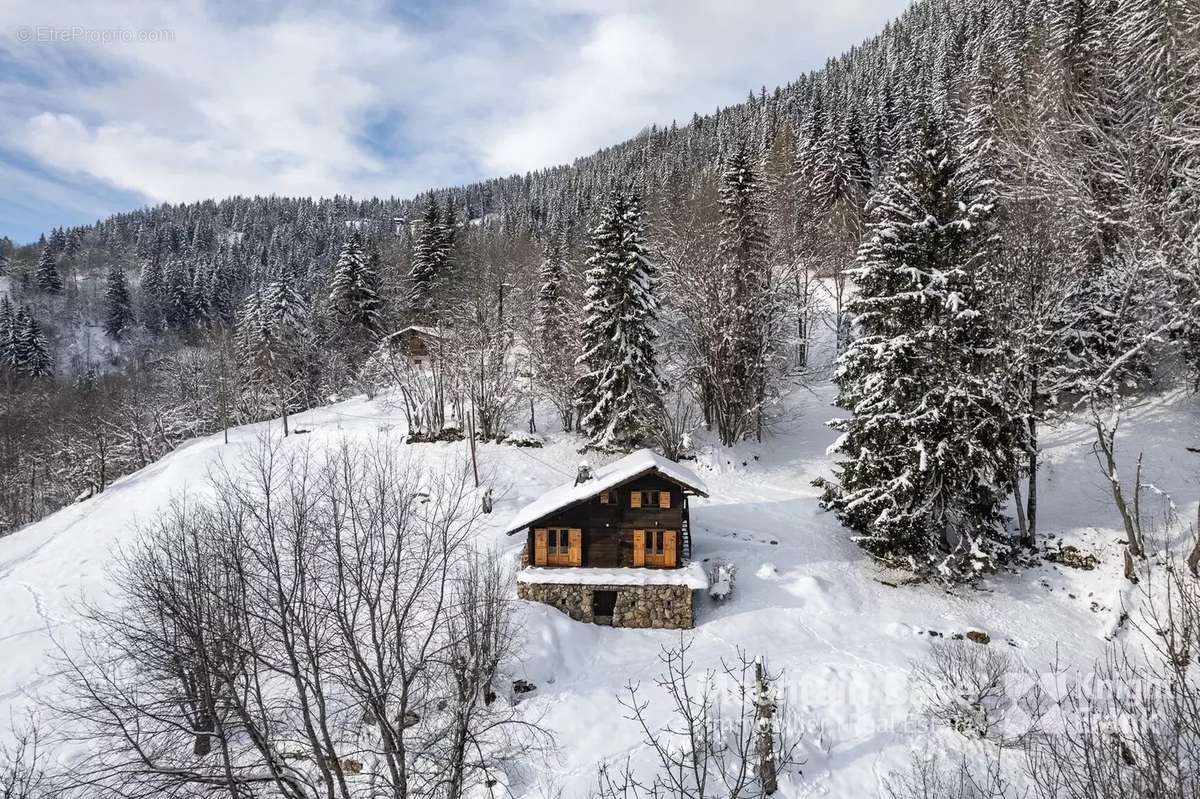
[502,449,708,536]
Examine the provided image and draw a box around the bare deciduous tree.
[0,717,60,799]
[594,638,802,799]
[59,437,544,799]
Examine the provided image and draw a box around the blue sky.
[0,0,911,244]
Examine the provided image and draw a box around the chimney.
[574,461,593,486]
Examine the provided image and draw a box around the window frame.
[549,527,569,554]
[636,490,660,508]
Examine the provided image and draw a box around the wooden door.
[663,529,677,568]
[534,528,548,566]
[568,528,582,566]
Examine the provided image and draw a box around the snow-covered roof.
[395,325,445,338]
[517,562,709,590]
[503,449,708,535]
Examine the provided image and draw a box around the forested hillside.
[0,0,1196,563]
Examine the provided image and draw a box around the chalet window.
[535,527,581,567]
[632,490,670,509]
[644,530,665,556]
[549,528,570,554]
[633,529,677,568]
[599,491,612,505]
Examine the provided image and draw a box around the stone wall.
[517,581,695,629]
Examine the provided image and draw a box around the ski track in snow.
[0,382,1197,797]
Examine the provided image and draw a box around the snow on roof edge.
[516,561,709,590]
[502,449,707,535]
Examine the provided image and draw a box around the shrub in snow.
[912,640,1019,744]
[498,430,544,448]
[708,559,737,601]
[407,424,465,444]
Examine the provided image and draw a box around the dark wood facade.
[522,473,696,569]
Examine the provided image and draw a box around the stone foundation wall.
[517,581,694,629]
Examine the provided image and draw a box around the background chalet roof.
[394,325,445,338]
[502,449,708,535]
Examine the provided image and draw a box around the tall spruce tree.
[0,296,16,373]
[409,197,451,316]
[163,258,197,331]
[576,190,664,449]
[329,231,383,339]
[819,130,1018,580]
[237,280,313,435]
[104,265,135,339]
[35,246,63,294]
[140,258,166,330]
[14,307,52,379]
[710,145,774,445]
[535,228,578,430]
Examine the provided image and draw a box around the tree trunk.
[1024,374,1039,547]
[754,659,778,795]
[193,719,213,757]
[1011,471,1028,545]
[1025,434,1038,548]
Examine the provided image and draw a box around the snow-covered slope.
[1,383,1197,797]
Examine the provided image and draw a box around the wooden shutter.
[568,528,582,566]
[632,529,645,566]
[534,529,548,566]
[630,491,642,509]
[663,530,677,568]
[659,491,671,509]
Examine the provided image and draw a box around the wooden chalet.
[387,325,445,366]
[505,450,709,629]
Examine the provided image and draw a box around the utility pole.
[467,406,479,488]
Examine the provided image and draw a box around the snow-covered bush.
[911,641,1020,744]
[498,429,544,448]
[708,559,737,602]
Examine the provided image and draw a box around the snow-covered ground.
[1,379,1198,796]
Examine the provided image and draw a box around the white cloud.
[0,0,911,236]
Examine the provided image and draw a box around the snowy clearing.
[0,382,1196,797]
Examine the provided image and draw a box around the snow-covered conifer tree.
[819,129,1018,580]
[409,196,452,316]
[709,145,774,445]
[534,228,578,430]
[0,296,16,373]
[329,231,383,339]
[238,281,313,431]
[14,307,52,379]
[163,258,197,331]
[34,246,63,294]
[576,190,664,449]
[103,265,135,340]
